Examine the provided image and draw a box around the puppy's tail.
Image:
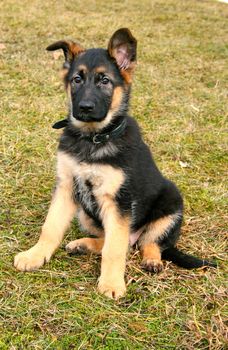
[161,247,217,269]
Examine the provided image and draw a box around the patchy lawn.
[0,0,227,349]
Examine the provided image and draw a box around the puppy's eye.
[73,75,82,83]
[101,76,110,85]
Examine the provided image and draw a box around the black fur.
[67,49,127,123]
[54,30,216,270]
[162,247,217,269]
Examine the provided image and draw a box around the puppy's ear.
[108,28,137,72]
[46,40,84,69]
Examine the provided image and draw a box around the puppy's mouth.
[73,112,106,123]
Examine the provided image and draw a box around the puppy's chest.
[58,153,125,204]
[73,176,98,213]
[72,164,110,200]
[73,163,125,216]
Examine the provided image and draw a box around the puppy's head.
[47,28,137,131]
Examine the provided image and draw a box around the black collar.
[52,118,127,144]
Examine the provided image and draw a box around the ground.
[0,0,227,349]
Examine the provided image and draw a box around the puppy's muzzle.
[79,100,95,113]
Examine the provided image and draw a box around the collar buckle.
[92,134,102,144]
[93,133,110,144]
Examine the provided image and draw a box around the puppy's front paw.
[97,278,126,300]
[14,245,51,271]
[141,259,163,273]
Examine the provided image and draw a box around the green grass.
[0,0,227,349]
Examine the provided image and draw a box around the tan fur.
[14,157,78,271]
[77,208,104,237]
[67,41,84,59]
[15,150,129,298]
[139,214,180,246]
[94,166,128,298]
[140,242,163,272]
[98,211,130,299]
[137,214,181,273]
[142,243,161,261]
[57,152,125,196]
[56,152,128,298]
[120,63,136,84]
[110,86,123,112]
[138,215,181,273]
[61,57,87,80]
[77,64,88,73]
[94,66,108,73]
[66,237,104,255]
[94,66,115,82]
[68,86,123,133]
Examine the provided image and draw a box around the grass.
[0,0,227,349]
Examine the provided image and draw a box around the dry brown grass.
[0,0,227,349]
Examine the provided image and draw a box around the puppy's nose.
[79,100,95,113]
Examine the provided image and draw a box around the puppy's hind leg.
[139,213,181,273]
[140,242,163,273]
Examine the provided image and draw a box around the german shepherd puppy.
[14,28,216,299]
